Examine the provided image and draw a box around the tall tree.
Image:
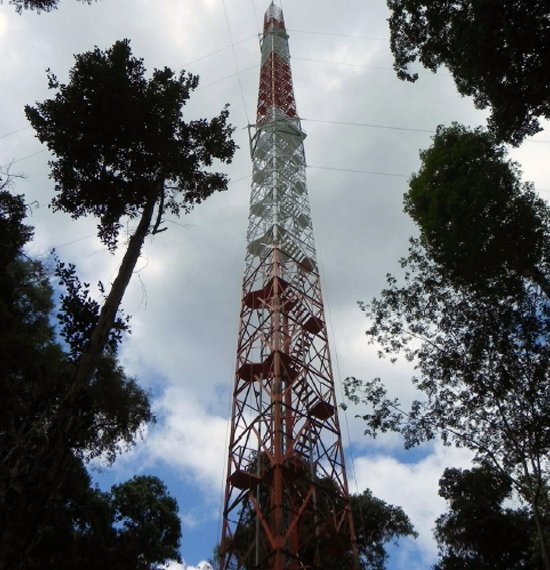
[10,41,235,553]
[0,189,162,568]
[387,0,550,144]
[23,460,182,570]
[25,38,235,393]
[344,126,550,567]
[434,465,539,569]
[109,475,182,570]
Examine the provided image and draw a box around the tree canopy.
[387,0,550,144]
[434,465,539,569]
[3,38,236,569]
[0,189,180,569]
[344,126,550,567]
[352,489,417,570]
[25,38,235,393]
[26,463,181,570]
[26,38,236,250]
[109,475,181,570]
[404,123,550,295]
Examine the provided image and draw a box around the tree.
[434,465,539,569]
[9,41,235,557]
[352,489,417,570]
[0,189,172,569]
[110,476,181,570]
[25,38,236,393]
[0,173,31,266]
[4,0,95,14]
[344,127,550,567]
[404,123,550,296]
[387,0,550,144]
[346,245,550,567]
[24,461,182,570]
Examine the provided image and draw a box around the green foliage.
[24,39,236,416]
[0,189,176,568]
[0,192,63,454]
[346,127,550,565]
[352,489,417,570]
[4,37,235,565]
[25,39,236,250]
[23,460,181,570]
[405,124,550,294]
[0,252,152,467]
[6,0,95,14]
[387,0,550,144]
[55,258,130,360]
[69,354,153,463]
[111,476,181,569]
[0,189,33,268]
[346,236,550,479]
[434,465,538,569]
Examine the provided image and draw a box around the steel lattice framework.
[221,4,358,569]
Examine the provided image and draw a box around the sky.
[1,1,549,568]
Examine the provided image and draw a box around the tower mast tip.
[264,1,285,31]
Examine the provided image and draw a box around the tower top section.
[264,2,285,32]
[256,3,298,125]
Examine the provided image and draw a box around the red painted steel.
[220,4,359,569]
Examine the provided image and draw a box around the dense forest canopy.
[387,0,550,144]
[345,124,550,568]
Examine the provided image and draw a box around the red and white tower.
[221,4,358,569]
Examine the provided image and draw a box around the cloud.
[164,561,213,570]
[140,388,229,492]
[354,444,474,564]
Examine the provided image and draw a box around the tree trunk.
[532,503,550,570]
[526,265,550,300]
[71,187,158,394]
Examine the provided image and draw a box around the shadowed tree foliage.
[0,190,165,568]
[4,0,95,14]
[344,127,550,568]
[109,475,181,570]
[352,489,417,570]
[0,177,32,265]
[26,463,181,570]
[25,38,236,393]
[6,42,235,561]
[345,242,550,567]
[0,190,181,569]
[387,0,550,144]
[405,123,550,296]
[434,465,543,569]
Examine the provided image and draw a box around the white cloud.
[354,444,474,564]
[164,561,213,570]
[141,388,229,492]
[163,562,185,570]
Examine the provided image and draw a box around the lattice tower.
[220,4,359,569]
